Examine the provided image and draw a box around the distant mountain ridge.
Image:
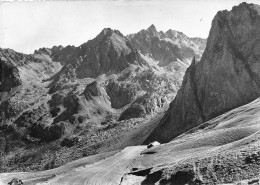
[128,24,206,67]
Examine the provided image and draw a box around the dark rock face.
[146,2,260,143]
[119,93,166,121]
[0,49,22,92]
[106,79,137,109]
[29,121,69,142]
[51,28,148,83]
[60,136,79,147]
[83,81,101,100]
[128,25,206,66]
[52,93,80,123]
[34,45,76,66]
[76,29,143,78]
[14,106,47,128]
[119,104,146,121]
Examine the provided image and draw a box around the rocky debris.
[128,24,206,67]
[29,121,69,142]
[14,105,47,127]
[146,2,260,143]
[160,169,197,185]
[60,136,79,147]
[119,104,146,121]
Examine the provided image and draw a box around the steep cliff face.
[0,52,21,92]
[146,2,260,143]
[128,24,206,67]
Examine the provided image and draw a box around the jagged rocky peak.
[128,24,207,67]
[147,24,156,31]
[50,27,148,80]
[86,27,131,54]
[145,24,159,36]
[165,29,185,39]
[98,27,124,38]
[34,47,52,56]
[145,2,260,143]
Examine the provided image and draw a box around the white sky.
[1,0,260,54]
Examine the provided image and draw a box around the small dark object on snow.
[147,141,160,149]
[7,178,23,185]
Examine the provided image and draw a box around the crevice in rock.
[188,58,206,122]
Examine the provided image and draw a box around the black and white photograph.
[0,0,260,184]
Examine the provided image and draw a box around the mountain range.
[0,23,206,173]
[1,2,260,185]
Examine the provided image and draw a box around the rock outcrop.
[106,79,138,109]
[119,93,166,121]
[29,121,69,142]
[83,81,102,100]
[146,2,260,143]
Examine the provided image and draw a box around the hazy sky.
[1,0,260,54]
